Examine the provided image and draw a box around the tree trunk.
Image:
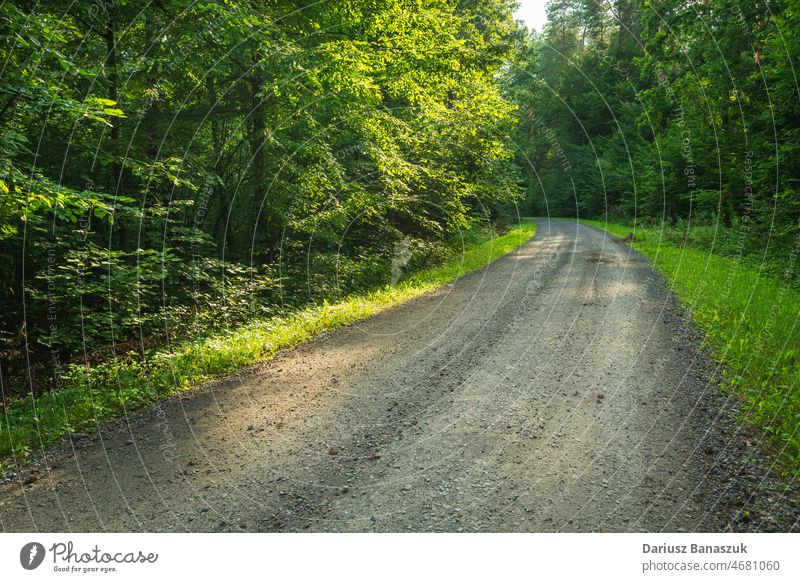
[104,10,127,249]
[247,54,271,264]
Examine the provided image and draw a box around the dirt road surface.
[2,219,797,532]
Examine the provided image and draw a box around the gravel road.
[2,219,797,532]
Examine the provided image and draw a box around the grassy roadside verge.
[578,218,800,476]
[0,221,537,468]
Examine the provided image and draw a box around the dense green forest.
[0,0,522,400]
[505,0,800,281]
[1,0,799,460]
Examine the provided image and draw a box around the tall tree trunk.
[204,76,226,233]
[105,10,127,249]
[143,10,160,169]
[247,54,270,265]
[105,14,121,194]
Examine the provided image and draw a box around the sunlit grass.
[579,218,800,476]
[0,221,536,467]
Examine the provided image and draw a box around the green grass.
[577,218,800,475]
[0,221,536,468]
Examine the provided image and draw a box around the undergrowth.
[0,221,537,468]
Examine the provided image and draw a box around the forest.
[1,1,799,466]
[1,0,521,404]
[506,0,800,282]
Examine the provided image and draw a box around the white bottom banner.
[1,533,797,581]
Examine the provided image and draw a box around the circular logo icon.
[20,542,46,570]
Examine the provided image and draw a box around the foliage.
[0,1,523,400]
[504,0,800,276]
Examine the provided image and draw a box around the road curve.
[0,219,792,532]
